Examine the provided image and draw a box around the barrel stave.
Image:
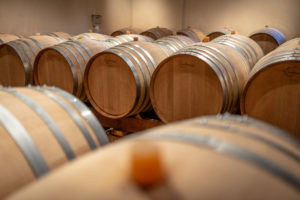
[0,86,108,198]
[6,114,300,200]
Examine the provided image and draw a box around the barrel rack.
[89,106,164,142]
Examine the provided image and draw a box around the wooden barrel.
[0,86,108,199]
[111,28,138,37]
[71,33,112,41]
[7,114,300,200]
[84,41,170,119]
[141,27,173,40]
[0,35,64,87]
[106,34,153,45]
[46,32,71,39]
[0,34,21,44]
[207,27,235,40]
[34,39,115,101]
[154,35,195,53]
[150,42,249,123]
[241,38,300,138]
[212,34,264,69]
[250,27,286,54]
[176,27,206,42]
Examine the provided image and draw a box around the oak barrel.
[84,41,171,119]
[0,34,21,44]
[34,38,115,101]
[111,28,138,37]
[241,38,300,138]
[206,27,235,40]
[0,86,108,198]
[71,33,111,41]
[0,35,64,87]
[150,42,249,122]
[176,27,206,42]
[7,114,300,200]
[154,35,195,53]
[46,32,71,39]
[141,27,173,40]
[106,34,153,45]
[212,34,264,69]
[250,27,286,54]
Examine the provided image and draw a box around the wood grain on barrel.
[155,35,195,53]
[250,28,286,54]
[207,27,235,40]
[177,28,205,42]
[0,87,108,198]
[0,34,21,44]
[34,39,114,100]
[141,27,173,40]
[212,34,264,69]
[0,35,63,86]
[111,28,138,37]
[241,38,300,137]
[150,43,249,122]
[7,115,300,200]
[71,33,111,41]
[47,32,71,39]
[85,41,170,118]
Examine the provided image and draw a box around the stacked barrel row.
[150,34,264,122]
[0,35,66,86]
[0,31,114,199]
[0,27,200,199]
[1,27,299,200]
[10,27,196,103]
[0,28,204,199]
[86,27,299,138]
[84,35,195,117]
[1,27,298,138]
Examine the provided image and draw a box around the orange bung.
[131,142,164,187]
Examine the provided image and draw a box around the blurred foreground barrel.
[141,27,173,40]
[0,86,108,198]
[150,42,249,122]
[207,27,235,40]
[71,33,111,41]
[176,27,205,42]
[212,34,264,69]
[250,27,286,54]
[106,34,153,45]
[7,114,300,200]
[111,28,138,37]
[0,35,64,86]
[154,35,195,54]
[46,32,71,39]
[241,38,300,138]
[34,39,114,101]
[84,42,171,118]
[0,34,21,44]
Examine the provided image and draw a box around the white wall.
[0,0,131,35]
[0,0,299,39]
[183,0,300,39]
[131,0,300,39]
[131,0,183,31]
